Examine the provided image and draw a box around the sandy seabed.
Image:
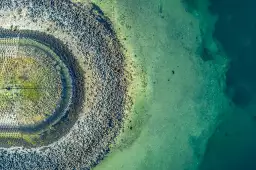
[88,0,231,170]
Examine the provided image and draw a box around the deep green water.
[199,0,256,169]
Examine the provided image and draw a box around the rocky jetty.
[0,0,127,169]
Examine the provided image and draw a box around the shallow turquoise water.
[89,0,230,170]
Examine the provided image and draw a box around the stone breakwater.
[0,0,128,169]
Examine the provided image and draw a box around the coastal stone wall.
[0,0,128,169]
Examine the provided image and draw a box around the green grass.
[0,36,74,146]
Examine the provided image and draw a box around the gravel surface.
[0,0,128,169]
